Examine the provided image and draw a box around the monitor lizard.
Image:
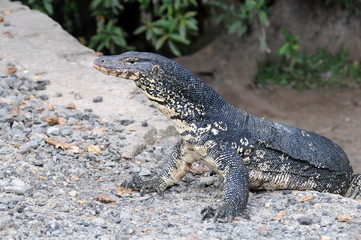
[93,51,361,222]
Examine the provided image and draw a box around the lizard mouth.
[93,63,140,80]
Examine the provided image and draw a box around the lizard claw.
[201,203,249,223]
[124,174,166,196]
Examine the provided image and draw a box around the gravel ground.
[0,74,360,240]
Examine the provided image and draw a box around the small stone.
[68,190,77,197]
[121,151,133,160]
[55,92,63,97]
[141,121,148,127]
[39,94,49,100]
[120,119,134,126]
[199,176,216,186]
[297,216,313,225]
[282,190,292,195]
[91,217,106,226]
[84,108,93,112]
[320,216,333,227]
[93,96,103,103]
[4,179,32,195]
[47,126,60,135]
[74,93,83,100]
[0,216,12,228]
[139,168,152,176]
[20,139,41,150]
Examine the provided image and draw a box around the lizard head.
[93,51,173,103]
[93,51,223,122]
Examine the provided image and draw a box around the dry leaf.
[3,10,12,15]
[11,104,21,114]
[0,16,4,22]
[42,115,59,125]
[88,216,96,221]
[338,215,352,222]
[115,186,133,196]
[76,200,87,205]
[38,176,47,180]
[320,236,331,240]
[270,210,287,221]
[91,128,105,136]
[70,176,80,181]
[121,151,133,159]
[97,194,115,203]
[87,145,101,155]
[6,65,17,75]
[45,103,53,110]
[35,71,47,76]
[93,52,103,57]
[44,137,80,153]
[66,102,76,109]
[296,195,315,203]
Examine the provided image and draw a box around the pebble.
[0,216,12,228]
[297,216,313,225]
[4,179,32,195]
[93,96,103,103]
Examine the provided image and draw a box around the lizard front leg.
[200,140,249,222]
[128,139,199,194]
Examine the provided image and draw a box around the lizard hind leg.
[345,174,361,199]
[125,139,199,195]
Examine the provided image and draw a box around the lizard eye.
[129,59,135,64]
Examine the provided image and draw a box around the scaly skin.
[93,51,359,222]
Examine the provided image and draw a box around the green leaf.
[168,34,190,44]
[155,35,168,50]
[134,25,147,35]
[258,11,269,26]
[168,40,181,56]
[185,19,198,31]
[43,0,53,15]
[229,21,241,34]
[152,27,163,35]
[184,11,197,19]
[278,44,290,55]
[154,19,171,29]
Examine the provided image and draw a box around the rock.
[297,216,313,225]
[46,126,60,135]
[0,216,12,229]
[138,168,152,176]
[199,176,216,187]
[3,179,32,195]
[93,96,103,103]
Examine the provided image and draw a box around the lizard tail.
[345,174,361,200]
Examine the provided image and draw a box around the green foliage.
[277,29,302,69]
[255,49,361,89]
[89,19,134,53]
[20,0,199,56]
[88,0,133,53]
[213,0,270,51]
[25,0,54,15]
[134,0,198,56]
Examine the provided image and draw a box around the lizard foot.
[201,203,250,223]
[122,175,166,196]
